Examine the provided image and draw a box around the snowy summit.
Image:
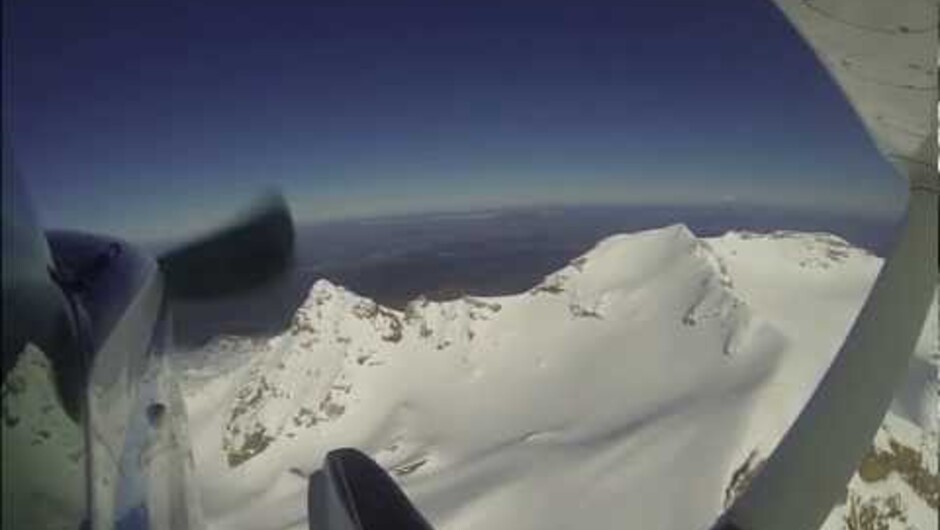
[177,225,937,530]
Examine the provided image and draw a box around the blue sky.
[3,1,907,241]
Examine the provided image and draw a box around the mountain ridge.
[175,225,935,530]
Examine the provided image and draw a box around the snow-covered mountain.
[177,225,937,530]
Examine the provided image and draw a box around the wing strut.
[718,1,938,528]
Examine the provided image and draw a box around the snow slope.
[176,225,936,530]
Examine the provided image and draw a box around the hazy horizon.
[169,202,903,345]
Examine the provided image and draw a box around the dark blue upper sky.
[3,0,907,241]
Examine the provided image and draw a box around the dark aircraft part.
[43,231,158,422]
[4,134,291,528]
[47,232,154,351]
[146,402,167,428]
[308,448,435,530]
[1,146,78,388]
[158,194,295,300]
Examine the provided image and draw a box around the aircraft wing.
[771,0,937,189]
[719,2,938,530]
